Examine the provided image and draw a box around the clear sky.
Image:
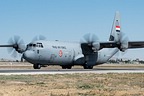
[0,0,144,60]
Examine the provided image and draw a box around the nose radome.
[23,50,35,61]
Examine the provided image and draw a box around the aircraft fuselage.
[23,40,118,68]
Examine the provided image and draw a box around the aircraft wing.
[81,41,118,54]
[81,41,144,54]
[100,41,144,49]
[128,41,144,48]
[0,45,14,47]
[99,42,118,49]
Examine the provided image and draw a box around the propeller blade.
[39,35,46,40]
[8,37,14,45]
[81,33,100,51]
[7,36,25,58]
[120,32,129,52]
[7,47,14,54]
[14,35,20,44]
[81,33,99,44]
[91,34,99,43]
[11,50,17,58]
[83,33,91,43]
[32,35,46,42]
[114,32,129,57]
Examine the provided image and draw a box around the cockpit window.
[37,43,43,48]
[27,43,43,49]
[29,44,32,47]
[33,44,36,47]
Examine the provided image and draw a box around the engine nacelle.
[120,42,128,52]
[92,42,100,52]
[74,54,85,65]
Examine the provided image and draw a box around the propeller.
[7,36,25,58]
[114,32,129,57]
[119,32,129,52]
[32,35,46,42]
[81,33,100,51]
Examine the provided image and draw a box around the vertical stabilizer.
[109,11,121,43]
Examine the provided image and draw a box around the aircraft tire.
[62,66,66,69]
[62,65,72,69]
[33,64,41,69]
[83,65,93,69]
[67,66,72,69]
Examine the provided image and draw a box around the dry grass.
[0,62,144,95]
[0,73,144,96]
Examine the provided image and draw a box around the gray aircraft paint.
[2,11,144,69]
[23,11,121,67]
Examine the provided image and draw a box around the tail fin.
[109,11,121,43]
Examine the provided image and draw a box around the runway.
[0,68,144,75]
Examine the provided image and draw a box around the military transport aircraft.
[1,11,144,69]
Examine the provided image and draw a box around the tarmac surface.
[0,62,144,75]
[0,68,144,75]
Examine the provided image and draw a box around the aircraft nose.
[23,50,36,61]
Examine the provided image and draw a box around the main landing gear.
[61,65,72,69]
[83,65,93,69]
[33,64,93,69]
[33,64,41,69]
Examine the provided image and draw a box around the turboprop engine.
[81,33,100,52]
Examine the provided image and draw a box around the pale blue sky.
[0,0,144,60]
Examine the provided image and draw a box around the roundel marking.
[59,50,63,57]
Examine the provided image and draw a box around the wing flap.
[128,41,144,48]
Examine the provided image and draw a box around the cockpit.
[26,42,43,50]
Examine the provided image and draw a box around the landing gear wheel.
[67,66,72,69]
[33,64,41,69]
[83,65,93,69]
[62,66,66,69]
[61,65,72,69]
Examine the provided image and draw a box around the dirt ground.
[0,73,144,96]
[0,62,144,96]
